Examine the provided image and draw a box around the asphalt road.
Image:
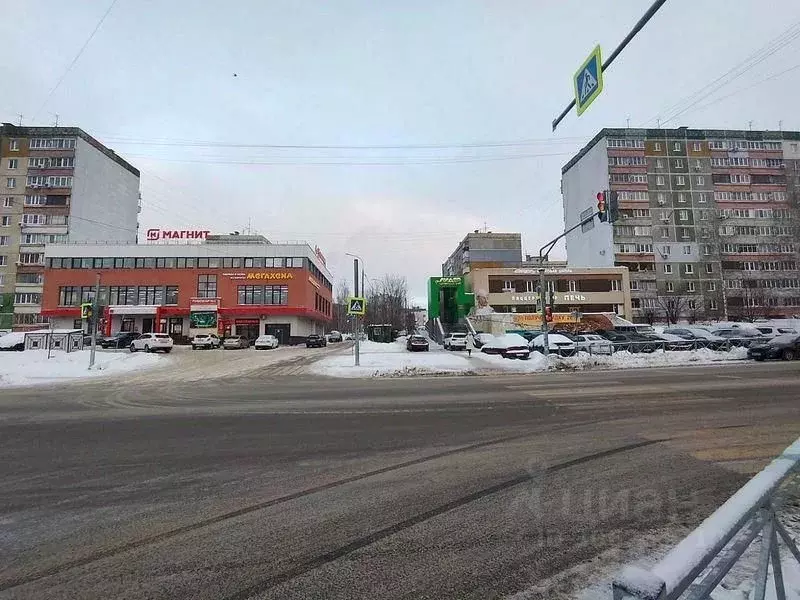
[1,361,799,599]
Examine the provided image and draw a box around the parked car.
[443,332,468,350]
[406,335,430,352]
[192,333,221,350]
[472,333,496,349]
[223,335,250,349]
[254,334,279,350]
[710,327,767,348]
[130,333,173,353]
[100,331,139,349]
[530,333,577,356]
[327,330,343,343]
[754,325,798,339]
[648,332,694,351]
[480,333,531,359]
[306,334,327,348]
[0,331,26,351]
[600,331,658,353]
[573,333,613,355]
[663,327,728,350]
[747,333,800,361]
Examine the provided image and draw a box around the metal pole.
[89,272,100,369]
[353,258,360,367]
[539,267,549,356]
[552,0,669,131]
[47,319,53,359]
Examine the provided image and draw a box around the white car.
[130,333,173,353]
[573,333,613,355]
[191,333,221,349]
[754,325,798,339]
[254,334,279,350]
[530,333,577,356]
[443,332,468,350]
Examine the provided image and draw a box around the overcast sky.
[3,0,800,304]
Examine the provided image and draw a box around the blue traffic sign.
[574,45,603,116]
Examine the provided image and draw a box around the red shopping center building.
[40,233,333,344]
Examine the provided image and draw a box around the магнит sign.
[146,229,211,241]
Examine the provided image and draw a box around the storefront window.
[274,257,285,268]
[253,257,265,268]
[232,257,241,268]
[222,258,233,268]
[102,258,114,269]
[164,257,176,268]
[165,286,178,305]
[208,257,220,268]
[135,258,145,268]
[264,258,274,268]
[244,257,254,268]
[123,258,135,269]
[81,258,92,269]
[197,258,209,268]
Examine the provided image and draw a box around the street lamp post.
[346,253,365,366]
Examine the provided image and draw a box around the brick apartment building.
[0,124,140,330]
[562,128,800,322]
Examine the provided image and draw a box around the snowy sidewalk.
[0,349,167,387]
[309,339,749,378]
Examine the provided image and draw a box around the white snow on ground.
[309,339,473,378]
[0,349,165,387]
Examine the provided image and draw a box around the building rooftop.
[561,126,800,175]
[0,123,139,177]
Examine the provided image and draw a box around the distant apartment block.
[442,232,523,276]
[562,128,800,322]
[0,124,140,329]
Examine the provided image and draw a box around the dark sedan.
[99,331,139,349]
[747,334,800,361]
[306,334,327,348]
[406,335,429,352]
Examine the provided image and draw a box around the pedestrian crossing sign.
[574,45,603,116]
[347,297,366,316]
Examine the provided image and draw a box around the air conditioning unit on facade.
[658,199,666,205]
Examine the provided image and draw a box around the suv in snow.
[130,333,173,353]
[443,332,468,350]
[306,334,327,348]
[192,333,221,350]
[100,331,139,349]
[327,330,343,342]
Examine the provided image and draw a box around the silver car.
[223,336,250,350]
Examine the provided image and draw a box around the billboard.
[190,311,217,328]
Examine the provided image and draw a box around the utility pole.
[89,272,100,369]
[539,268,549,356]
[353,258,360,366]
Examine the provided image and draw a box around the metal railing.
[612,436,800,600]
[532,340,749,357]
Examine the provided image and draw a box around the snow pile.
[0,349,166,387]
[309,339,472,378]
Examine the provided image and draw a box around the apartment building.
[562,128,800,322]
[442,232,522,276]
[0,124,140,329]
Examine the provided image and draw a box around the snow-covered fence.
[612,436,800,600]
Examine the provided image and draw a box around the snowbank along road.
[0,361,798,599]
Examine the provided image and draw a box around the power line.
[33,0,119,121]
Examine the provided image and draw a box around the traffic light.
[597,192,608,222]
[549,289,555,308]
[608,190,619,223]
[545,306,553,322]
[80,302,93,320]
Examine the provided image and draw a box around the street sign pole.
[539,268,549,356]
[89,272,100,369]
[353,258,360,367]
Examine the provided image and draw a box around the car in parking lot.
[191,333,221,350]
[480,333,531,359]
[747,333,800,361]
[306,334,327,348]
[530,333,577,356]
[663,327,728,350]
[327,330,343,343]
[443,332,468,350]
[600,331,658,353]
[472,333,496,349]
[130,333,173,353]
[710,327,767,348]
[573,333,613,355]
[100,331,139,349]
[753,325,798,339]
[254,334,279,350]
[222,335,250,350]
[406,335,430,352]
[649,332,695,351]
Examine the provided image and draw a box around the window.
[684,264,694,274]
[666,282,674,292]
[678,210,689,221]
[138,286,158,305]
[674,159,683,169]
[197,274,217,298]
[676,175,685,186]
[681,228,691,239]
[654,142,661,151]
[19,252,42,265]
[525,280,535,293]
[673,142,681,151]
[0,236,9,246]
[568,280,578,292]
[696,176,704,186]
[1,216,9,227]
[660,227,669,239]
[682,245,691,255]
[702,245,712,256]
[29,138,76,150]
[166,286,179,305]
[698,192,707,203]
[9,140,19,151]
[688,299,697,310]
[664,264,672,274]
[7,159,18,169]
[707,282,716,291]
[503,280,513,291]
[677,193,686,203]
[2,197,12,208]
[709,299,718,311]
[687,281,696,292]
[14,292,41,305]
[693,142,701,152]
[656,175,665,186]
[0,255,6,266]
[705,263,714,274]
[656,158,664,169]
[6,178,15,189]
[611,279,621,291]
[660,245,671,255]
[630,280,639,291]
[238,285,289,305]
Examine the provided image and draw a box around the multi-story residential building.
[562,128,800,322]
[0,124,140,330]
[442,232,523,276]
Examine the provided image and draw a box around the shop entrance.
[265,323,290,345]
[142,318,154,334]
[235,320,260,341]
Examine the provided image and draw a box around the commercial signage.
[506,293,587,303]
[190,311,218,328]
[512,313,580,327]
[146,228,211,241]
[234,319,260,325]
[436,277,462,287]
[223,272,294,281]
[190,297,219,306]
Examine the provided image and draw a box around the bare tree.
[656,295,690,325]
[365,274,409,330]
[641,307,657,325]
[333,279,351,332]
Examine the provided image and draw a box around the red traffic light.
[596,191,606,212]
[545,306,553,322]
